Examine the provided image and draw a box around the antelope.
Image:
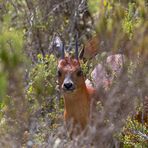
[56,33,147,137]
[57,35,96,134]
[56,35,126,133]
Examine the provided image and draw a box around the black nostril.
[64,83,73,89]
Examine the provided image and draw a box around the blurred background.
[0,0,147,147]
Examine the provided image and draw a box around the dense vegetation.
[0,0,147,147]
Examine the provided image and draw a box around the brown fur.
[58,57,96,132]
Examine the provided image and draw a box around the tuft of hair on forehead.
[58,56,80,69]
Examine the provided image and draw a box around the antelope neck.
[63,87,90,117]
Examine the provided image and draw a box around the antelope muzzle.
[62,73,75,92]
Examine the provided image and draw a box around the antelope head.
[57,35,85,95]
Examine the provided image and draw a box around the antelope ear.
[53,36,64,59]
[79,46,87,63]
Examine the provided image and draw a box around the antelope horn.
[75,32,79,60]
[61,43,65,59]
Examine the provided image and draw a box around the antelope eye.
[77,70,83,76]
[57,70,62,77]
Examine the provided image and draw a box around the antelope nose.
[64,82,73,90]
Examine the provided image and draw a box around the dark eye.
[57,70,62,77]
[77,70,83,76]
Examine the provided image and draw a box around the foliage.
[0,29,24,111]
[28,54,56,97]
[0,0,147,147]
[121,117,148,147]
[27,54,59,113]
[0,30,24,67]
[0,72,7,105]
[26,54,64,145]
